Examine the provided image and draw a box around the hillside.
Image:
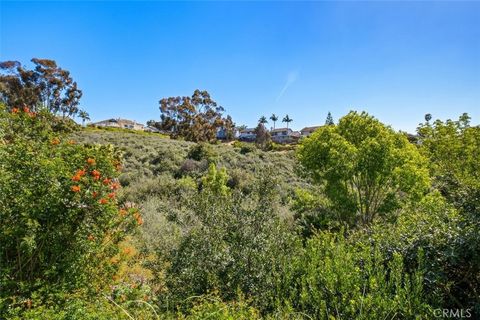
[71,128,312,201]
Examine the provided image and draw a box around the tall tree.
[298,111,430,226]
[78,110,90,127]
[254,122,272,150]
[159,90,228,142]
[282,114,293,129]
[325,112,334,125]
[270,114,278,129]
[258,116,268,125]
[0,59,83,118]
[223,115,236,141]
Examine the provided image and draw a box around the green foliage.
[283,231,431,319]
[297,111,430,227]
[417,113,480,311]
[0,105,139,315]
[165,170,299,312]
[179,295,260,320]
[232,141,256,154]
[158,89,230,143]
[6,107,478,318]
[254,123,272,151]
[201,163,230,196]
[325,111,334,125]
[187,142,217,162]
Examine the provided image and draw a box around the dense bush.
[280,231,431,319]
[0,105,142,317]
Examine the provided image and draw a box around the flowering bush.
[0,104,141,313]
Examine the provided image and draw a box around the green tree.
[325,111,334,125]
[223,115,236,141]
[282,114,292,129]
[78,109,90,126]
[258,115,268,125]
[297,111,430,226]
[254,122,271,151]
[270,113,278,129]
[0,59,83,118]
[158,89,230,142]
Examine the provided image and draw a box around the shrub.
[282,231,432,319]
[187,142,217,162]
[0,105,140,315]
[232,141,256,154]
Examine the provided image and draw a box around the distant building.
[300,126,322,137]
[91,118,145,131]
[271,128,301,144]
[144,126,161,133]
[238,128,256,142]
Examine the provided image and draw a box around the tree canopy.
[0,58,84,118]
[297,111,430,226]
[158,89,230,142]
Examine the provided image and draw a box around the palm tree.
[282,114,293,129]
[78,110,90,127]
[270,114,278,129]
[259,116,268,125]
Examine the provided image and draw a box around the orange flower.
[122,247,133,255]
[102,178,111,185]
[92,191,98,198]
[28,111,36,118]
[110,182,120,190]
[87,158,96,165]
[133,212,143,225]
[72,174,81,182]
[87,234,95,241]
[76,169,86,176]
[23,106,30,113]
[71,185,81,192]
[51,138,60,145]
[99,198,109,204]
[91,170,101,180]
[119,209,127,217]
[107,192,116,199]
[11,108,19,114]
[68,140,76,145]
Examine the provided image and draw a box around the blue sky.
[1,1,479,133]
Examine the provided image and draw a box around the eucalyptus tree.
[0,59,83,118]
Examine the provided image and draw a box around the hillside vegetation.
[2,106,480,319]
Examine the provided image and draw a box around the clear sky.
[1,1,479,133]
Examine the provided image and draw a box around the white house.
[300,126,322,137]
[238,128,256,141]
[270,128,301,144]
[91,118,145,131]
